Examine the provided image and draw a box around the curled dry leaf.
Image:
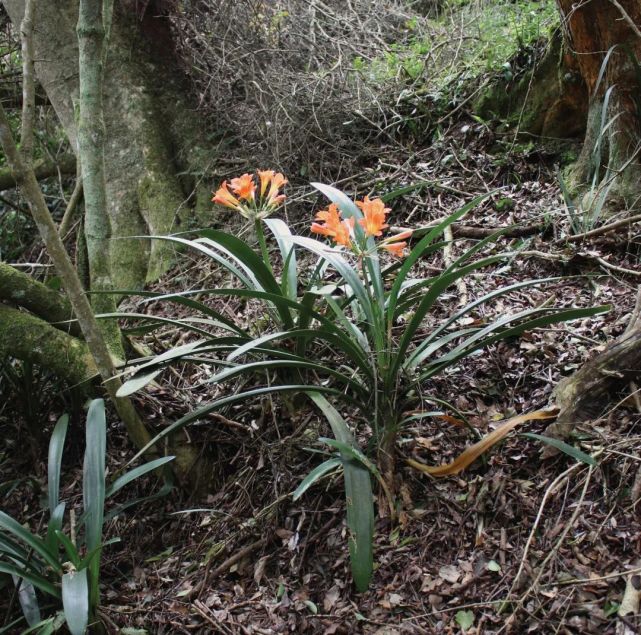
[407,408,559,476]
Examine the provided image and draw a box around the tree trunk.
[77,0,121,354]
[1,0,216,290]
[557,0,641,209]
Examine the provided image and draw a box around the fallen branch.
[0,262,80,336]
[559,213,641,243]
[0,303,96,387]
[0,154,76,191]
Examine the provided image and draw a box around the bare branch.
[19,0,35,163]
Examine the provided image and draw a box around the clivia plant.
[117,172,609,591]
[0,400,174,634]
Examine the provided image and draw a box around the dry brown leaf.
[407,408,559,476]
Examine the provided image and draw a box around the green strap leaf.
[105,456,175,498]
[387,192,494,321]
[292,458,342,500]
[521,433,597,466]
[48,414,69,514]
[408,276,565,369]
[0,512,62,573]
[0,563,60,599]
[128,385,342,466]
[83,399,106,612]
[393,254,506,376]
[62,568,89,635]
[311,182,384,310]
[14,576,41,627]
[290,235,376,328]
[264,218,298,302]
[420,305,611,380]
[54,531,81,569]
[201,359,368,401]
[45,502,66,556]
[307,393,374,592]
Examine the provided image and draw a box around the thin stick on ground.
[503,461,584,603]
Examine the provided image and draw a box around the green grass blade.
[521,433,597,466]
[292,458,342,500]
[61,568,89,635]
[48,415,69,514]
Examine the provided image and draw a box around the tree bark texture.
[557,0,641,207]
[1,0,216,290]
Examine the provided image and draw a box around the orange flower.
[380,230,412,258]
[333,217,354,248]
[265,172,288,207]
[311,203,354,248]
[230,173,256,201]
[314,203,342,227]
[356,196,390,237]
[212,181,241,210]
[257,170,275,197]
[382,242,406,257]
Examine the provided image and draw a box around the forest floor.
[2,117,641,635]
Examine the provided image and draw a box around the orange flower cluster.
[311,204,355,248]
[212,170,287,219]
[311,197,412,257]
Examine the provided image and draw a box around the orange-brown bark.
[557,0,641,198]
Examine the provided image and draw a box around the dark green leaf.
[521,433,597,466]
[292,458,342,500]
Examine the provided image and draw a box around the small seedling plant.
[118,174,608,591]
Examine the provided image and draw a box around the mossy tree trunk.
[557,0,641,209]
[1,0,216,289]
